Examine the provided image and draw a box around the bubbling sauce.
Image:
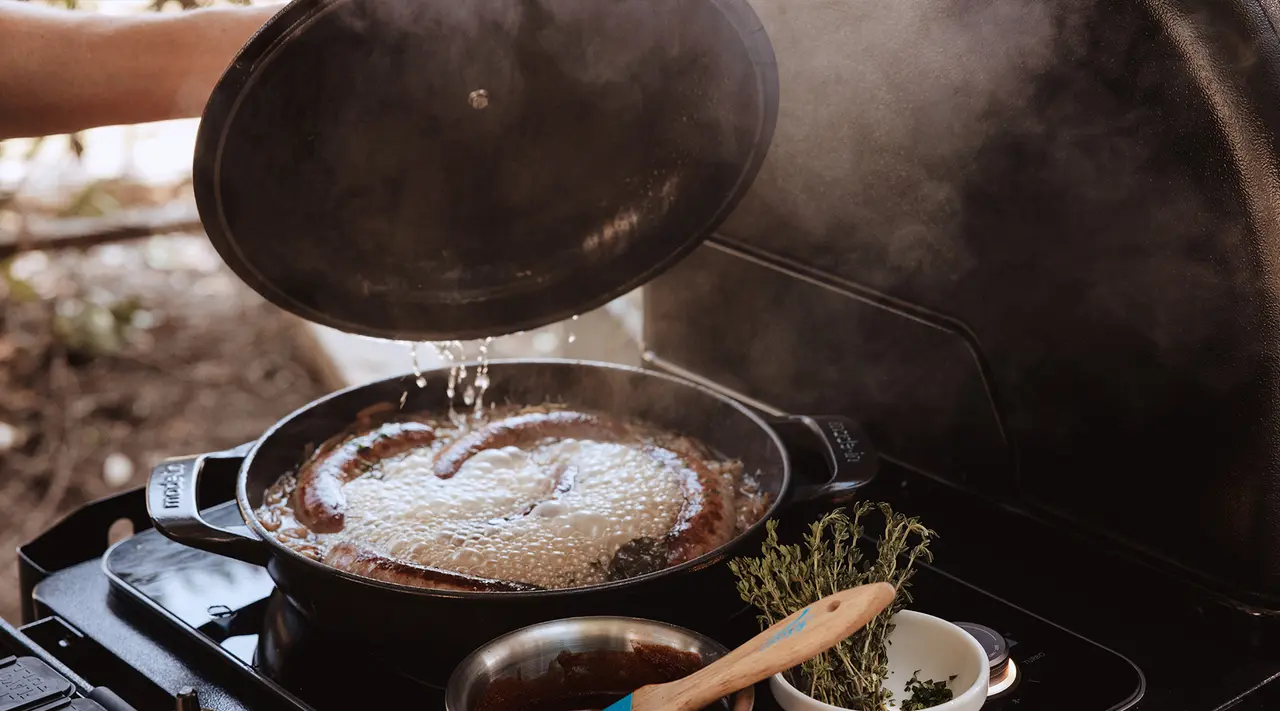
[472,644,729,711]
[258,404,768,590]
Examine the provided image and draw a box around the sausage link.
[295,421,436,533]
[323,542,540,592]
[644,446,736,565]
[433,411,628,478]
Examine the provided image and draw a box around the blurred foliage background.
[0,0,329,623]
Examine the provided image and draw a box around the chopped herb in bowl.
[902,671,957,710]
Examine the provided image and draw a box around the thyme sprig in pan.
[728,502,939,711]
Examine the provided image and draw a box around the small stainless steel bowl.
[445,616,755,711]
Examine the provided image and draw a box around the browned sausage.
[663,435,716,462]
[433,411,629,478]
[295,421,436,533]
[644,446,736,565]
[323,542,540,592]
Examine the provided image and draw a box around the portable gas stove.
[10,0,1280,704]
[13,454,1274,711]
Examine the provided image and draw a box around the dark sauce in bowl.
[473,643,731,711]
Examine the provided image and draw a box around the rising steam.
[721,0,1068,280]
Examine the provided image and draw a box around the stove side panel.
[643,243,1011,492]
[647,0,1280,605]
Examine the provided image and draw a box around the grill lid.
[193,0,778,341]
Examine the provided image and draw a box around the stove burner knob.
[954,622,1018,696]
[954,622,1009,676]
[174,686,201,711]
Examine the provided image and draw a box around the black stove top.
[89,498,1142,710]
[10,462,1277,710]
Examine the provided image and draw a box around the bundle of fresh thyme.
[728,502,941,711]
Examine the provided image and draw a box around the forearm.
[0,2,278,140]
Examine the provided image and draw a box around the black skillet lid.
[193,0,778,341]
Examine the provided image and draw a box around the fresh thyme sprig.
[728,502,937,711]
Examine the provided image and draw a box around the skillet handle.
[146,445,269,566]
[769,415,879,505]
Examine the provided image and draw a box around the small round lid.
[194,0,778,341]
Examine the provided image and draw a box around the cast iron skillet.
[146,360,875,666]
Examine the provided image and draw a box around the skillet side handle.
[769,415,879,505]
[146,448,269,566]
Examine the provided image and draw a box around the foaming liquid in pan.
[338,438,687,588]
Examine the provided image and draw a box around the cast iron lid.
[194,0,779,341]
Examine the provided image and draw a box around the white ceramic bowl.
[769,610,989,711]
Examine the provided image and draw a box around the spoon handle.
[633,582,897,711]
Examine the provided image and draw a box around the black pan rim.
[234,357,792,600]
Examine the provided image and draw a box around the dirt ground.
[0,234,330,622]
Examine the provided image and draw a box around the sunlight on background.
[0,0,279,202]
[0,120,200,197]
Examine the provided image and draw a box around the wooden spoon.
[603,582,897,711]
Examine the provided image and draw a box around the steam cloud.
[722,0,1068,279]
[719,0,1263,379]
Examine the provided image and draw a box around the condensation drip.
[410,343,427,388]
[402,336,498,418]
